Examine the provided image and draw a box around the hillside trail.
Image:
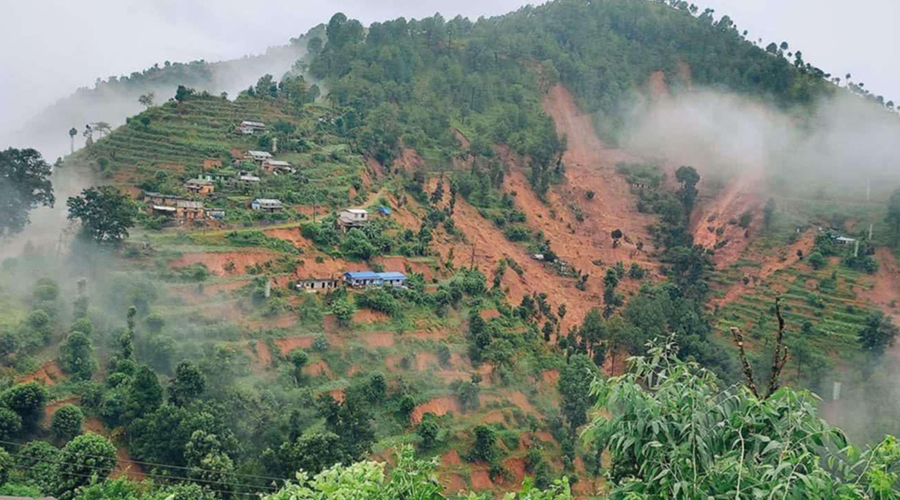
[540,85,657,272]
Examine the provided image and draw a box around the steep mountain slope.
[2,1,900,498]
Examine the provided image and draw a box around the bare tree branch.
[766,296,790,398]
[730,327,760,399]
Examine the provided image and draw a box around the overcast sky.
[1,0,897,138]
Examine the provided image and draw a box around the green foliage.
[332,298,355,328]
[262,446,449,499]
[417,415,440,450]
[0,407,22,441]
[225,230,300,254]
[1,382,48,430]
[356,288,401,317]
[886,188,900,247]
[59,330,97,381]
[263,430,344,478]
[67,186,137,244]
[17,440,60,493]
[128,366,163,419]
[0,148,55,238]
[55,433,118,499]
[51,403,84,441]
[558,354,597,434]
[587,340,900,498]
[452,380,480,413]
[809,251,827,270]
[465,425,501,464]
[858,311,900,356]
[167,361,206,406]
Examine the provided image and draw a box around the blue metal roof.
[377,272,407,280]
[344,271,380,279]
[377,206,392,215]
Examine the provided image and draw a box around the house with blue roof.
[344,271,408,288]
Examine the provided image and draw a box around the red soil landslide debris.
[19,361,63,386]
[692,173,762,269]
[411,396,461,424]
[171,251,277,276]
[540,86,658,267]
[865,247,900,330]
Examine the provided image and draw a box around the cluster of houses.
[297,271,408,293]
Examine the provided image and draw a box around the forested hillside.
[1,0,899,498]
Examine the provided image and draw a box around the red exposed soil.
[303,361,333,378]
[541,369,560,385]
[505,391,536,414]
[482,391,536,414]
[441,449,462,466]
[434,370,472,384]
[470,469,494,491]
[171,251,276,276]
[712,229,816,309]
[82,417,145,481]
[478,308,500,321]
[328,389,345,403]
[411,396,461,424]
[252,341,272,367]
[264,227,308,249]
[692,174,762,268]
[18,361,63,386]
[416,352,440,371]
[362,331,394,348]
[441,473,468,494]
[247,313,297,330]
[354,309,391,324]
[503,457,527,484]
[441,196,594,332]
[865,247,900,330]
[648,71,671,100]
[275,336,316,353]
[43,396,80,426]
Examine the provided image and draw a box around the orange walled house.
[184,178,215,196]
[143,192,206,220]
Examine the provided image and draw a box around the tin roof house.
[343,271,408,288]
[236,121,266,135]
[251,199,284,212]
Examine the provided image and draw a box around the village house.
[251,198,284,212]
[236,121,266,135]
[144,193,206,221]
[208,209,226,220]
[343,271,408,288]
[246,150,273,163]
[835,236,857,245]
[233,171,261,186]
[262,159,296,175]
[296,277,339,292]
[338,208,369,232]
[184,178,215,195]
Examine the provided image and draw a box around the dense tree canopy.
[67,186,137,244]
[0,148,55,238]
